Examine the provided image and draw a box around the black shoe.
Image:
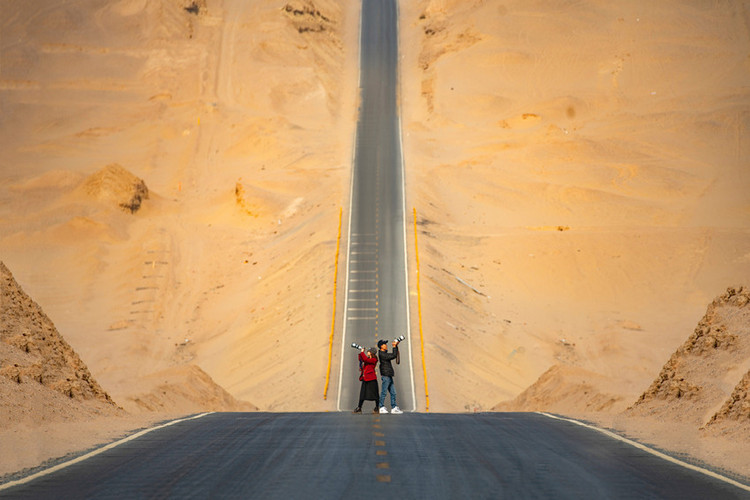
[373,408,379,414]
[352,407,362,413]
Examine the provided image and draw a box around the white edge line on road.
[336,0,364,413]
[0,412,214,492]
[537,412,750,492]
[394,0,417,413]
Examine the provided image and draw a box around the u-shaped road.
[2,1,749,498]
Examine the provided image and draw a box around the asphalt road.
[337,0,415,412]
[2,412,747,499]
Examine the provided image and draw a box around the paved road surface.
[337,0,415,411]
[2,412,747,499]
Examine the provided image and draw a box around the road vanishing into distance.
[2,412,747,498]
[3,1,749,499]
[337,0,415,412]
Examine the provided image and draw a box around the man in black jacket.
[377,339,402,414]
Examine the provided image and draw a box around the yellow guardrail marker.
[324,207,343,400]
[414,207,429,411]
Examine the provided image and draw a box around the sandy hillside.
[0,0,359,413]
[400,0,750,414]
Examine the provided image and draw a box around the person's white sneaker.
[391,406,403,414]
[379,407,389,414]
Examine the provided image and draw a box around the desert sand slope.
[0,0,358,413]
[400,0,750,413]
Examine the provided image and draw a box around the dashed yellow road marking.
[372,413,390,483]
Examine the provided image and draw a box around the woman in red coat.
[353,347,379,413]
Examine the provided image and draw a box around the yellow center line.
[372,408,390,483]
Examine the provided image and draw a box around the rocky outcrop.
[79,163,149,213]
[0,261,116,405]
[628,286,750,427]
[704,369,750,427]
[282,1,332,34]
